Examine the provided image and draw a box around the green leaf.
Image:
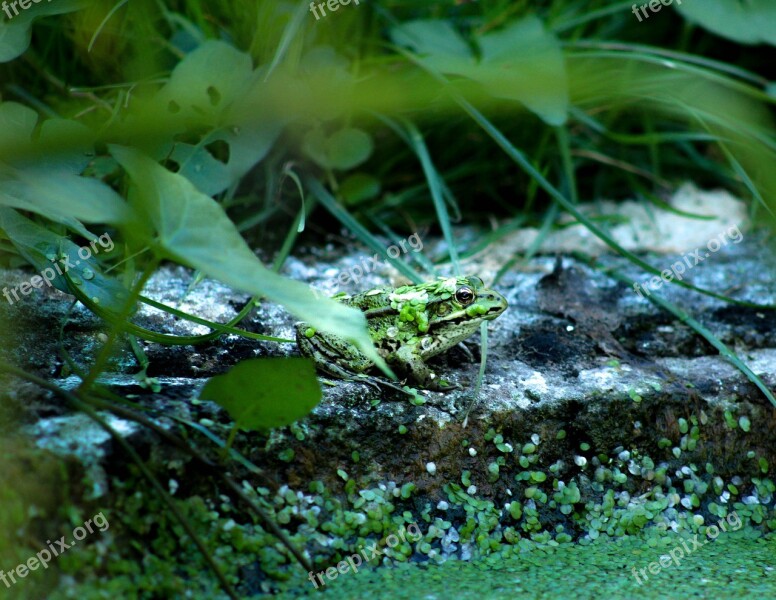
[143,40,283,195]
[296,46,357,121]
[0,0,91,62]
[476,18,568,125]
[200,358,322,430]
[0,101,37,145]
[675,0,776,46]
[302,127,374,170]
[0,103,130,237]
[0,207,129,313]
[390,20,472,60]
[0,164,129,228]
[155,40,255,120]
[391,18,568,126]
[163,142,232,197]
[339,173,381,205]
[110,145,391,376]
[0,19,29,63]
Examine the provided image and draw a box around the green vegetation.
[33,406,776,598]
[0,0,774,597]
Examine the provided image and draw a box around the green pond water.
[278,528,776,599]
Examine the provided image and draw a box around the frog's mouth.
[479,291,508,319]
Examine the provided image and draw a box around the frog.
[295,275,508,391]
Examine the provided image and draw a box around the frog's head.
[428,276,508,327]
[399,276,506,353]
[389,276,507,345]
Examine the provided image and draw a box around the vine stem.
[78,257,160,394]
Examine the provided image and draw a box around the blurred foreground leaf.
[0,208,129,313]
[200,358,321,431]
[392,17,568,125]
[340,173,382,205]
[302,127,374,170]
[0,0,89,62]
[0,102,129,238]
[676,0,776,46]
[139,40,284,195]
[111,145,391,375]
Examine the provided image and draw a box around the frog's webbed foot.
[353,374,417,396]
[456,341,476,363]
[314,360,363,383]
[346,374,382,391]
[393,345,460,392]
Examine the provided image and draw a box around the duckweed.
[50,407,776,599]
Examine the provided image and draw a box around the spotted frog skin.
[295,276,508,391]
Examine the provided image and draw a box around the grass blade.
[305,175,422,284]
[601,265,776,408]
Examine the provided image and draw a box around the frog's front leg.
[392,345,459,391]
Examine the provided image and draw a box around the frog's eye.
[455,286,475,305]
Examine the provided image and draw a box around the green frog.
[295,276,508,391]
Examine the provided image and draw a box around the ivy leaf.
[0,0,90,62]
[391,18,568,126]
[675,0,776,46]
[302,128,374,170]
[0,207,129,313]
[200,358,321,431]
[142,40,283,195]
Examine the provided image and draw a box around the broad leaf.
[200,358,321,431]
[110,145,390,375]
[0,208,129,313]
[476,18,568,124]
[391,20,471,61]
[164,142,232,197]
[302,128,374,170]
[0,0,90,62]
[141,40,283,195]
[391,18,568,126]
[675,0,776,46]
[0,165,129,228]
[0,103,130,237]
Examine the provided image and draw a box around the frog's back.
[338,287,394,312]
